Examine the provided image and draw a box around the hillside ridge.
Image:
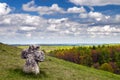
[0,43,120,80]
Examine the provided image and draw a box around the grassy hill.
[0,43,120,80]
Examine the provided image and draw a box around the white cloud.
[0,12,120,43]
[25,15,44,26]
[26,33,32,37]
[67,6,86,13]
[20,26,36,31]
[88,12,102,18]
[44,17,82,36]
[0,14,47,27]
[0,13,120,38]
[48,18,68,24]
[88,11,103,21]
[23,1,88,15]
[22,0,36,11]
[87,25,120,38]
[0,14,49,43]
[47,24,59,32]
[69,0,120,6]
[63,30,71,34]
[79,13,88,18]
[115,15,120,22]
[79,11,109,22]
[22,1,65,15]
[105,16,110,19]
[0,3,11,15]
[50,4,63,11]
[0,18,11,24]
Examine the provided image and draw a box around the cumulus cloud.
[1,13,120,39]
[87,25,120,38]
[26,33,32,37]
[80,11,103,19]
[20,26,36,31]
[1,1,120,44]
[87,25,119,32]
[79,11,111,23]
[47,24,59,32]
[69,0,120,6]
[67,6,86,13]
[22,1,88,15]
[115,15,120,22]
[88,11,103,21]
[0,14,48,41]
[79,13,88,18]
[0,14,48,27]
[0,14,78,40]
[0,3,11,15]
[22,0,35,11]
[47,18,83,36]
[79,11,120,38]
[0,7,120,44]
[48,18,68,24]
[22,1,65,15]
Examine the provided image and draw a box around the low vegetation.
[1,43,120,80]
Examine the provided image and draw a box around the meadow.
[18,45,75,52]
[1,43,120,80]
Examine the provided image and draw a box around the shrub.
[109,62,120,74]
[100,63,114,73]
[92,63,100,69]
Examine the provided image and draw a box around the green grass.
[1,43,120,80]
[18,45,74,52]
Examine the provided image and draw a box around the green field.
[1,43,120,80]
[18,45,75,52]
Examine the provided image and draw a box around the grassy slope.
[0,44,120,80]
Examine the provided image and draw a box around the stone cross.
[21,45,45,74]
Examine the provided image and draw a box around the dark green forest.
[49,44,120,74]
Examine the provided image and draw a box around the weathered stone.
[21,45,45,74]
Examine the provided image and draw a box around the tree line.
[49,44,120,74]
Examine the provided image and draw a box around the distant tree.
[98,49,110,64]
[91,50,99,63]
[49,44,120,74]
[92,46,96,50]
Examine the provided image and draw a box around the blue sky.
[0,0,120,44]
